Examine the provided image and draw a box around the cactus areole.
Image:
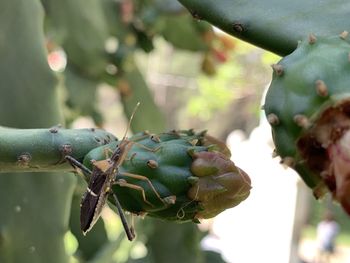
[82,130,251,226]
[264,32,350,214]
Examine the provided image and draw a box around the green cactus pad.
[178,0,350,56]
[264,33,350,213]
[83,130,251,222]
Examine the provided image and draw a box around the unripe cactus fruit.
[83,130,251,222]
[264,32,350,214]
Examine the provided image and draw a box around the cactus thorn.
[187,176,199,185]
[163,195,176,205]
[272,149,278,158]
[232,22,244,33]
[281,156,295,167]
[147,160,158,169]
[320,170,329,178]
[150,135,161,143]
[61,144,73,155]
[189,139,198,146]
[340,31,349,39]
[267,113,280,125]
[271,64,284,76]
[49,127,59,133]
[308,34,317,44]
[189,10,202,21]
[193,218,201,224]
[17,153,31,166]
[315,80,329,97]
[293,114,310,129]
[187,148,196,158]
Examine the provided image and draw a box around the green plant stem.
[0,127,116,173]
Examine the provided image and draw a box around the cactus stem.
[281,156,295,167]
[271,64,284,76]
[147,160,158,169]
[232,22,244,33]
[340,31,349,39]
[267,113,280,125]
[293,114,310,129]
[308,34,317,44]
[315,80,329,97]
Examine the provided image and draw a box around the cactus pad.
[264,33,350,214]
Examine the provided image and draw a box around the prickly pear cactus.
[83,130,251,222]
[264,32,350,213]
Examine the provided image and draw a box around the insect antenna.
[122,101,140,140]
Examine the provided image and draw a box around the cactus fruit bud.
[83,130,251,222]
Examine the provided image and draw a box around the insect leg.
[119,172,167,206]
[115,179,154,207]
[111,192,135,241]
[65,155,92,181]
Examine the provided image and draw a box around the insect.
[65,102,145,241]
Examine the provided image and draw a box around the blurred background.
[26,0,350,262]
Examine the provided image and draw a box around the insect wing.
[80,167,108,234]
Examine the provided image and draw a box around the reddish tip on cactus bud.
[271,64,284,76]
[202,134,231,157]
[189,151,251,219]
[267,113,280,125]
[308,34,317,44]
[340,31,349,40]
[293,114,310,129]
[315,80,329,97]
